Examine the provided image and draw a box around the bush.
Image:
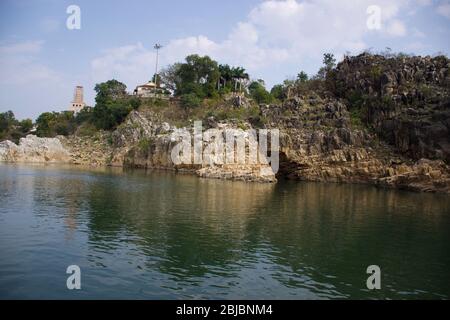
[129,97,141,110]
[180,93,202,109]
[248,81,273,104]
[0,111,32,143]
[270,84,285,101]
[175,55,220,99]
[138,137,153,156]
[19,119,33,133]
[92,102,133,130]
[75,122,97,137]
[90,80,137,130]
[36,111,76,137]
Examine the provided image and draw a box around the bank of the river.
[1,53,449,192]
[1,111,449,193]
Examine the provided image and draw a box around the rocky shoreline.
[1,107,449,193]
[1,53,449,193]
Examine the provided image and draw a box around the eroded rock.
[0,135,70,163]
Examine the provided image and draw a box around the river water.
[0,163,449,299]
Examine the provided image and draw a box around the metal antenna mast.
[154,43,163,85]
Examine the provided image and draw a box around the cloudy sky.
[0,0,449,119]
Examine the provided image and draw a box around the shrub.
[36,111,76,137]
[76,122,98,137]
[270,84,285,101]
[248,81,273,104]
[180,93,202,109]
[0,111,31,142]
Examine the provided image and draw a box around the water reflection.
[0,164,449,299]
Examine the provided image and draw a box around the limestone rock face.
[0,135,71,163]
[333,53,450,162]
[60,132,113,166]
[261,92,450,193]
[111,110,160,148]
[197,165,276,183]
[123,121,277,183]
[58,110,276,183]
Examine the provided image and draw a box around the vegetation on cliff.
[2,50,449,192]
[0,111,33,143]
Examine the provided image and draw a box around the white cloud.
[90,42,156,88]
[0,40,71,119]
[437,1,450,19]
[0,41,60,85]
[90,0,415,89]
[0,40,44,55]
[386,19,407,36]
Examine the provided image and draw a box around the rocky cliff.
[256,53,450,193]
[112,111,276,182]
[332,53,450,162]
[0,135,71,163]
[261,94,449,193]
[1,53,449,193]
[61,111,276,183]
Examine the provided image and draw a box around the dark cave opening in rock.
[276,151,301,180]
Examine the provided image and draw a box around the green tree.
[0,111,35,142]
[19,119,33,133]
[314,53,337,80]
[218,64,233,84]
[0,111,16,135]
[231,66,249,80]
[297,71,309,83]
[270,84,285,101]
[74,107,94,125]
[175,55,220,98]
[323,53,336,70]
[159,63,182,93]
[92,102,132,130]
[248,81,273,104]
[35,112,55,137]
[218,64,249,92]
[36,111,75,137]
[180,93,202,109]
[92,80,135,130]
[94,79,127,105]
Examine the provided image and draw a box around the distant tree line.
[35,80,142,137]
[157,53,338,106]
[0,111,33,143]
[1,53,339,140]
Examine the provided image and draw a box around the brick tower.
[69,86,86,113]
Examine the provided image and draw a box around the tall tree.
[218,64,249,91]
[297,71,309,83]
[175,55,220,98]
[159,63,182,93]
[248,81,273,104]
[94,79,127,105]
[92,80,134,130]
[323,53,336,71]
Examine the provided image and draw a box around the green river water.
[0,163,449,299]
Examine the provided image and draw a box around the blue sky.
[1,0,449,120]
